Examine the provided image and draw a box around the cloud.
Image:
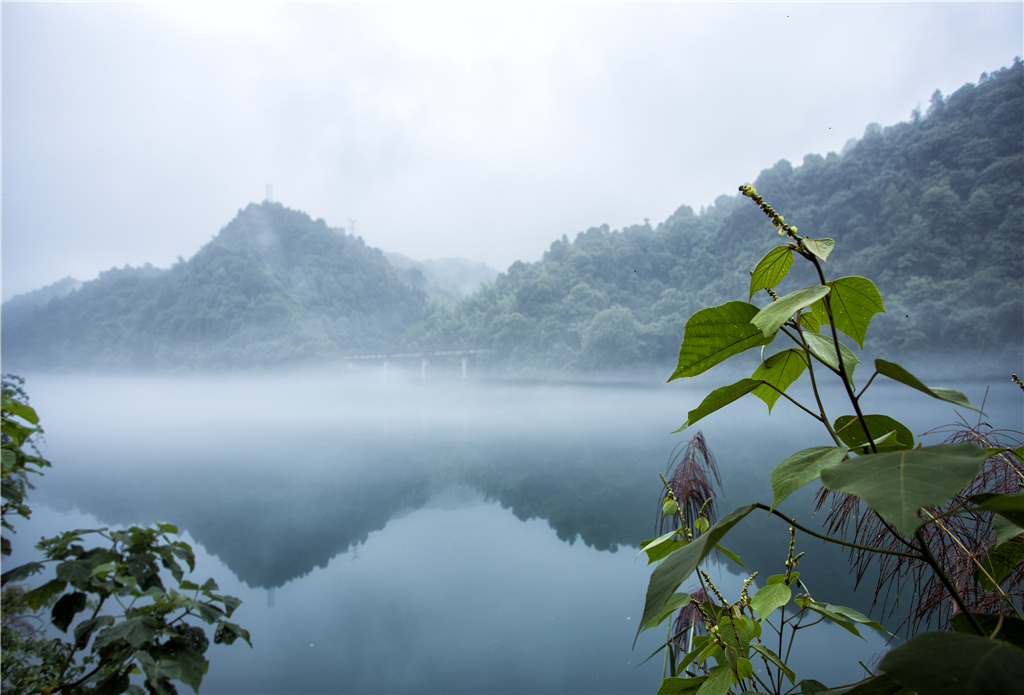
[3,2,1021,300]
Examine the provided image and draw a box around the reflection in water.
[7,369,1020,692]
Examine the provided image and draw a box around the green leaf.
[874,360,982,413]
[74,615,115,649]
[749,643,795,684]
[51,591,88,632]
[161,643,209,691]
[992,514,1024,546]
[794,600,864,640]
[22,579,67,610]
[751,349,807,413]
[638,529,688,565]
[770,446,849,511]
[751,285,831,338]
[673,379,766,432]
[840,673,914,694]
[800,680,829,695]
[214,619,252,647]
[821,444,991,536]
[802,237,835,262]
[798,310,820,334]
[808,277,885,348]
[950,613,1024,648]
[749,246,794,300]
[210,592,243,618]
[803,332,859,387]
[669,302,774,381]
[833,414,914,453]
[94,616,160,650]
[637,504,757,645]
[817,603,890,635]
[3,399,40,424]
[643,592,692,630]
[879,631,1024,695]
[56,559,94,587]
[969,492,1024,529]
[657,677,708,695]
[749,583,791,619]
[1,561,44,586]
[713,544,744,569]
[694,665,733,695]
[978,537,1024,590]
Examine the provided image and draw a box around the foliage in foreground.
[634,187,1024,694]
[1,375,250,694]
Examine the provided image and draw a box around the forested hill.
[1,203,425,369]
[3,61,1022,373]
[408,60,1023,372]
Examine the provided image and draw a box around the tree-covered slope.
[409,60,1023,372]
[4,62,1021,373]
[1,203,425,370]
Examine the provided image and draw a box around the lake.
[5,364,1020,694]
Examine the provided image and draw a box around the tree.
[1,375,250,694]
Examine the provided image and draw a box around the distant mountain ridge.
[2,203,426,369]
[4,60,1022,373]
[384,252,499,301]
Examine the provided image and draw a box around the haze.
[2,2,1022,301]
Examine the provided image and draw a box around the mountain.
[406,60,1023,373]
[4,61,1021,373]
[383,252,500,301]
[1,203,425,370]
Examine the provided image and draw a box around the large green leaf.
[770,446,849,511]
[802,237,835,262]
[672,379,765,432]
[749,246,794,300]
[803,332,859,387]
[749,644,795,684]
[807,277,885,348]
[656,677,708,695]
[978,537,1024,591]
[643,592,692,630]
[751,285,831,338]
[751,349,807,413]
[694,665,732,695]
[992,514,1024,546]
[880,631,1024,695]
[749,583,791,619]
[970,492,1024,529]
[669,302,774,381]
[874,360,982,413]
[161,643,209,692]
[839,674,914,694]
[636,504,756,644]
[820,444,992,536]
[94,616,159,650]
[2,561,44,586]
[638,529,687,565]
[950,613,1024,648]
[833,414,914,453]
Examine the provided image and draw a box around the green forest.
[3,61,1022,373]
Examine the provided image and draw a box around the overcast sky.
[2,2,1021,301]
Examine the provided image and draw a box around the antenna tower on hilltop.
[265,183,273,203]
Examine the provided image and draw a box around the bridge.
[341,347,488,380]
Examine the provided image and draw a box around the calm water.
[6,366,1020,694]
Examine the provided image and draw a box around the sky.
[2,2,1022,301]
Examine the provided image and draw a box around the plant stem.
[754,504,923,559]
[913,526,986,636]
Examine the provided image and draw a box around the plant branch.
[913,526,986,636]
[753,504,922,558]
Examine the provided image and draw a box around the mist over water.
[6,367,1020,693]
